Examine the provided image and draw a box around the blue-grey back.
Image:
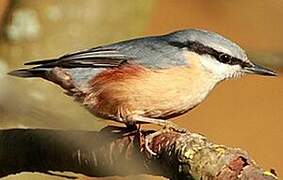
[100,35,188,69]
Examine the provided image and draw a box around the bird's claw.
[144,123,188,156]
[145,135,157,156]
[163,121,188,134]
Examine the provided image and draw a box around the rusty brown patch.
[83,64,149,120]
[89,64,148,87]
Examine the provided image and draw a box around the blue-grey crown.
[166,29,248,61]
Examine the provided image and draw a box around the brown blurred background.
[0,0,282,179]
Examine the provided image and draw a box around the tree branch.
[0,126,278,179]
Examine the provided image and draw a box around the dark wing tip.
[8,69,46,78]
[8,69,34,77]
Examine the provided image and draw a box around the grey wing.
[24,47,132,68]
[9,36,189,91]
[24,36,188,69]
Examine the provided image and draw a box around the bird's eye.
[219,53,232,64]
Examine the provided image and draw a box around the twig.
[0,126,279,180]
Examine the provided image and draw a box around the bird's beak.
[243,63,277,76]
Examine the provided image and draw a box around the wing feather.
[23,35,188,70]
[25,47,134,69]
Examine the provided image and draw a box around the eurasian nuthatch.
[9,29,277,153]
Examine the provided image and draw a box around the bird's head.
[167,29,277,80]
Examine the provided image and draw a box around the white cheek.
[200,55,241,79]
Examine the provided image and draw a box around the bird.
[9,29,277,154]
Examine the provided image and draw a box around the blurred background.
[0,0,282,179]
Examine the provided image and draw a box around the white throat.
[199,55,243,80]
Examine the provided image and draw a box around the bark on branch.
[0,126,278,180]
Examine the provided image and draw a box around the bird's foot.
[124,115,188,155]
[145,121,188,156]
[165,121,188,133]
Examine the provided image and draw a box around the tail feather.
[9,66,104,94]
[8,69,47,78]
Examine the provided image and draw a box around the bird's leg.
[127,115,187,132]
[126,115,187,155]
[125,123,138,131]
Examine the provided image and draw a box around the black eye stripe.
[218,53,247,66]
[168,40,251,67]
